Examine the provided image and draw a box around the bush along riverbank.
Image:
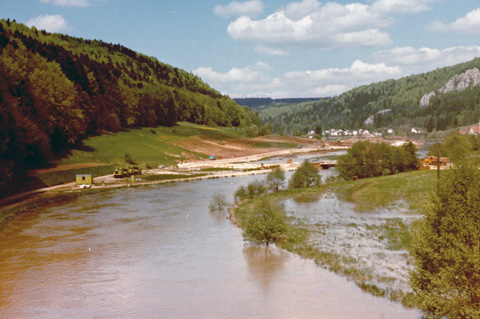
[232,169,438,308]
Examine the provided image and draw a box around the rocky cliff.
[420,67,480,107]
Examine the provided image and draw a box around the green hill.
[0,19,259,194]
[258,58,480,135]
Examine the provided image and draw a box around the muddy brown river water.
[0,172,420,318]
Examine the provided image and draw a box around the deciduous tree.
[241,197,288,247]
[265,167,285,192]
[288,160,321,189]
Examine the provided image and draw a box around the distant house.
[411,128,423,134]
[76,174,93,186]
[469,126,480,135]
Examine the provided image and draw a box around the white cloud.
[255,45,289,56]
[311,85,346,97]
[428,8,480,34]
[194,61,273,83]
[281,60,402,97]
[370,0,435,14]
[40,0,92,7]
[373,46,480,71]
[284,60,401,88]
[227,1,392,49]
[194,59,403,98]
[284,0,321,19]
[26,14,72,33]
[214,0,264,18]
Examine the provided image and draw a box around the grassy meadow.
[59,122,245,167]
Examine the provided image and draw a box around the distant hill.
[257,58,480,135]
[235,97,321,109]
[0,19,259,193]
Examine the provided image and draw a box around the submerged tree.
[411,160,480,318]
[265,167,285,192]
[209,192,228,212]
[288,160,321,189]
[241,197,289,247]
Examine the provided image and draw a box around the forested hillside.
[258,58,480,135]
[0,19,259,191]
[235,97,321,109]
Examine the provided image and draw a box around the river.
[0,168,420,318]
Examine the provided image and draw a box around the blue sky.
[2,0,480,98]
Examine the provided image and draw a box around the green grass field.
[59,122,245,167]
[332,170,437,212]
[22,122,246,189]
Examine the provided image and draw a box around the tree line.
[0,19,260,194]
[336,140,419,180]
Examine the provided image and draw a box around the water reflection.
[244,244,287,293]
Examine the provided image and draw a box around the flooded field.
[0,169,420,318]
[285,192,422,302]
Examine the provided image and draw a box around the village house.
[469,126,480,135]
[411,128,423,134]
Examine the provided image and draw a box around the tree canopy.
[336,140,418,180]
[288,160,321,189]
[411,160,480,318]
[240,197,289,247]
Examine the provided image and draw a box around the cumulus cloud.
[285,60,401,88]
[193,59,404,98]
[370,0,435,14]
[194,62,285,97]
[226,0,392,49]
[284,0,321,19]
[194,61,273,83]
[26,14,72,33]
[214,0,264,18]
[281,60,402,97]
[40,0,92,7]
[427,8,480,34]
[373,46,480,71]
